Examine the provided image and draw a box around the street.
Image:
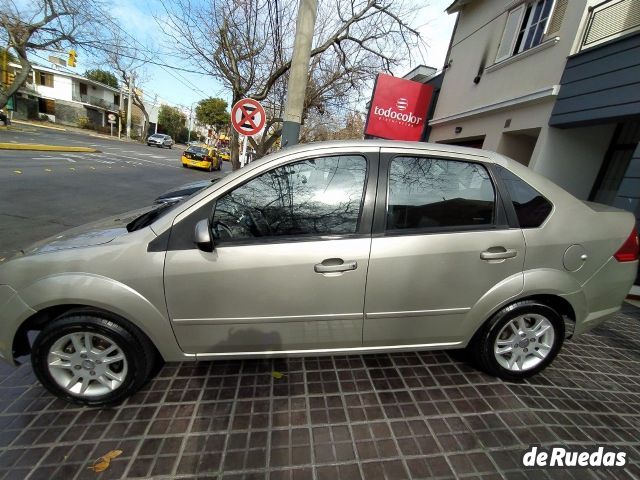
[0,127,229,260]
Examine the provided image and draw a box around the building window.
[496,0,555,63]
[79,83,88,95]
[35,72,54,87]
[114,94,120,105]
[38,98,55,115]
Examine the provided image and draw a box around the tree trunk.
[0,50,31,110]
[230,90,242,171]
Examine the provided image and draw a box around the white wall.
[34,73,73,101]
[529,123,616,199]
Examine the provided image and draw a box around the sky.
[69,0,457,112]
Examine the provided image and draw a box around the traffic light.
[67,50,77,67]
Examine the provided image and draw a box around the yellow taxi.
[181,144,222,172]
[218,147,231,162]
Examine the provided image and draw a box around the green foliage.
[195,97,229,130]
[77,116,94,129]
[158,104,186,139]
[84,69,119,89]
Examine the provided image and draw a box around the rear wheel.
[470,301,564,381]
[31,310,156,406]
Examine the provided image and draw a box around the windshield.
[150,134,164,139]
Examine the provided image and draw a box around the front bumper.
[0,285,35,365]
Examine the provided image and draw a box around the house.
[9,63,120,130]
[416,0,640,295]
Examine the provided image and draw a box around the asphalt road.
[0,127,230,260]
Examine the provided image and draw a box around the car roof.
[276,139,506,165]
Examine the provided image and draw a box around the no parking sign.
[231,98,266,137]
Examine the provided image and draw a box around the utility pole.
[281,0,318,148]
[126,72,135,140]
[118,84,125,139]
[187,103,193,143]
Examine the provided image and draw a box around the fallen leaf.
[271,371,285,379]
[88,450,123,472]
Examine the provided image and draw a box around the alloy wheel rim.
[47,332,128,397]
[494,314,555,372]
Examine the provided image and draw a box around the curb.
[0,143,98,152]
[11,120,66,131]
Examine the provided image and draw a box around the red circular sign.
[231,98,266,136]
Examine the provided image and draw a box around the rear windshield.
[186,146,207,155]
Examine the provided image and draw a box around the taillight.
[614,227,639,262]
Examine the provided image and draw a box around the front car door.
[163,146,378,355]
[363,148,525,347]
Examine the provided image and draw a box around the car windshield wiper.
[126,203,174,232]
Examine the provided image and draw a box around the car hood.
[21,205,157,255]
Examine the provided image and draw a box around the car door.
[163,149,377,354]
[363,149,525,347]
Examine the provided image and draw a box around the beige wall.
[430,98,555,152]
[433,0,590,122]
[529,123,616,199]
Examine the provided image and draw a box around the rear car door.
[363,149,525,347]
[163,148,378,354]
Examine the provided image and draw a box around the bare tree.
[0,0,106,109]
[101,32,152,140]
[157,0,425,169]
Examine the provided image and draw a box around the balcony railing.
[72,93,117,111]
[581,0,640,50]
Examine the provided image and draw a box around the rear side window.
[186,146,207,155]
[496,165,552,228]
[387,156,495,231]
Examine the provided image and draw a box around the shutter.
[496,4,526,63]
[543,0,566,38]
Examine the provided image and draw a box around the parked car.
[0,140,637,406]
[154,178,219,205]
[181,145,222,172]
[147,134,173,148]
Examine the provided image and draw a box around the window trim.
[373,154,511,237]
[208,152,377,248]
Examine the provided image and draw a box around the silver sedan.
[0,140,637,406]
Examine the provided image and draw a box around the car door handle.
[314,259,358,274]
[480,248,518,260]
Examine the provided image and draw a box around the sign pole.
[240,135,248,167]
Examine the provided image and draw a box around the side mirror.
[194,219,213,252]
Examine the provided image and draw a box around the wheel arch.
[13,304,165,362]
[12,273,185,362]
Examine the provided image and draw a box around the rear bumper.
[574,258,637,335]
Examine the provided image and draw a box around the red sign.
[365,73,433,141]
[231,98,266,136]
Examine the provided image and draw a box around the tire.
[182,163,188,168]
[31,309,156,407]
[469,300,564,381]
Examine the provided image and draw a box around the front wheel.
[31,310,156,406]
[469,301,564,381]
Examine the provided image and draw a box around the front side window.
[496,0,555,62]
[496,165,552,228]
[387,157,495,231]
[213,155,367,242]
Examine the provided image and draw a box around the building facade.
[9,63,120,130]
[422,0,640,294]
